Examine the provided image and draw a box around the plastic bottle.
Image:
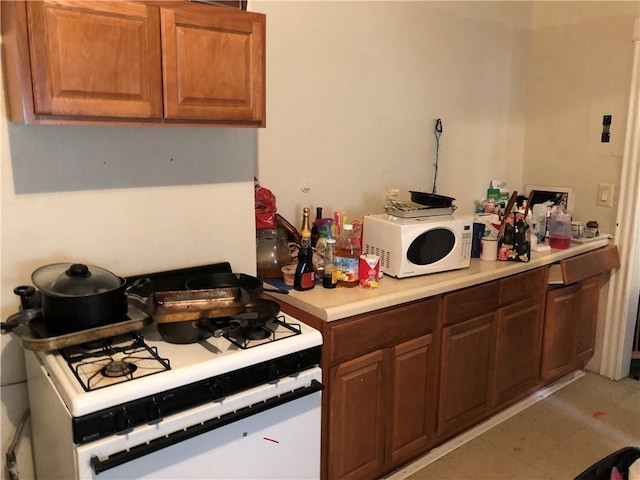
[548,207,572,249]
[335,223,360,288]
[294,208,315,291]
[323,238,337,289]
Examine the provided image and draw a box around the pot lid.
[32,263,122,297]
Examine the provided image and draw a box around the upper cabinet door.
[27,1,163,118]
[160,5,265,125]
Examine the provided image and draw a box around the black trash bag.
[574,447,640,480]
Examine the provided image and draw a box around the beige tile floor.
[401,372,640,480]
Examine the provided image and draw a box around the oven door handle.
[90,379,323,475]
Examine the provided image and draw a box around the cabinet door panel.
[438,313,495,438]
[575,276,600,366]
[493,295,544,408]
[27,1,162,118]
[541,285,579,382]
[161,5,265,123]
[387,334,435,466]
[329,351,385,480]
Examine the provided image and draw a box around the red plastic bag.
[255,182,277,229]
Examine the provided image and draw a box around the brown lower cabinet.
[493,294,545,408]
[541,275,602,383]
[275,246,618,480]
[437,269,547,441]
[281,298,440,480]
[327,333,438,480]
[541,245,620,383]
[437,312,496,439]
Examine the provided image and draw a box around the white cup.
[480,237,498,261]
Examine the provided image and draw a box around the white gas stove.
[24,263,323,479]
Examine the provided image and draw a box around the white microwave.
[362,213,473,278]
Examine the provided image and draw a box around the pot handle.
[275,214,302,245]
[200,318,242,338]
[14,285,40,311]
[1,308,43,334]
[126,277,151,294]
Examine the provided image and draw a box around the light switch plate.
[597,184,614,207]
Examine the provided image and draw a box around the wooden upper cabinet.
[161,5,265,123]
[2,0,266,126]
[27,1,163,119]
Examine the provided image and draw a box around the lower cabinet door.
[541,284,579,382]
[437,312,496,439]
[575,276,600,367]
[493,295,544,408]
[387,333,436,468]
[328,350,385,480]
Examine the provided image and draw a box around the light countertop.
[265,238,612,322]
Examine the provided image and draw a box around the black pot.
[30,263,128,334]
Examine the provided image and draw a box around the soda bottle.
[335,223,360,288]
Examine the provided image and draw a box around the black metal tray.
[409,190,455,207]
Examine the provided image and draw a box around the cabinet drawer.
[328,298,439,364]
[559,245,619,284]
[443,281,499,326]
[499,267,547,304]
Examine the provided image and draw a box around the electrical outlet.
[597,184,614,207]
[587,96,627,156]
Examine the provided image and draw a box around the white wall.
[252,1,532,225]
[523,1,637,234]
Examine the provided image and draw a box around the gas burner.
[242,326,271,341]
[101,360,137,378]
[223,315,302,349]
[61,333,170,392]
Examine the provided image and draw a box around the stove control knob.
[209,380,224,400]
[115,408,132,434]
[267,362,280,381]
[284,354,302,374]
[147,399,162,423]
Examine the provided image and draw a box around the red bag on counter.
[255,182,277,229]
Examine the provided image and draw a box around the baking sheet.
[10,300,151,351]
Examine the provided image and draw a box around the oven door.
[75,368,322,479]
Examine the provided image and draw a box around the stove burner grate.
[61,333,171,392]
[223,315,302,349]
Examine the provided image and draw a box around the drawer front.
[560,245,619,284]
[443,281,499,326]
[328,298,439,364]
[499,267,548,304]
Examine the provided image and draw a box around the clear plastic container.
[322,239,337,289]
[548,210,572,249]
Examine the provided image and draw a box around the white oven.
[22,265,323,480]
